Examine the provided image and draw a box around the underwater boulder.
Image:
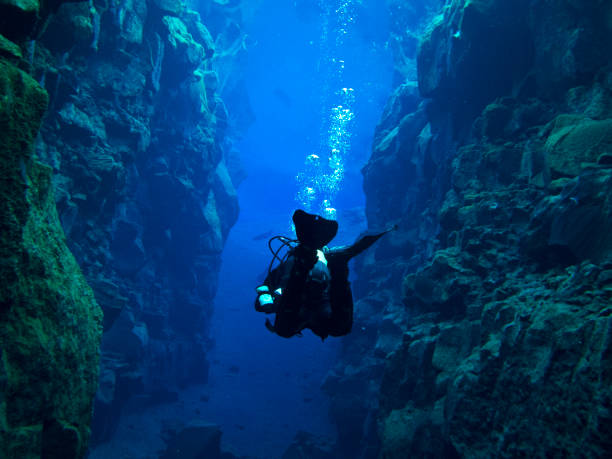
[416,12,447,99]
[90,356,135,445]
[102,311,149,361]
[161,422,222,459]
[90,59,148,98]
[444,284,612,457]
[529,0,612,98]
[451,142,524,193]
[182,10,215,58]
[363,107,428,225]
[39,2,94,52]
[0,0,47,41]
[374,316,404,358]
[119,0,148,44]
[282,431,335,459]
[322,357,384,457]
[0,33,22,61]
[162,15,206,72]
[522,169,612,265]
[544,115,612,177]
[211,160,239,239]
[377,322,463,458]
[565,78,612,120]
[110,219,146,275]
[403,248,476,318]
[168,294,209,335]
[379,330,436,413]
[380,401,456,459]
[474,101,513,141]
[58,101,107,141]
[417,0,531,121]
[153,0,185,16]
[374,82,421,145]
[200,189,224,253]
[88,276,128,331]
[418,0,612,116]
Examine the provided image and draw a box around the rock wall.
[386,0,443,85]
[0,5,103,457]
[26,0,245,444]
[328,0,612,457]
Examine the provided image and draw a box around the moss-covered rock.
[522,169,612,264]
[0,33,22,61]
[163,15,205,69]
[0,59,103,458]
[545,115,612,177]
[445,274,612,457]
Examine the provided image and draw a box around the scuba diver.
[254,209,396,340]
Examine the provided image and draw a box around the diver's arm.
[330,224,398,260]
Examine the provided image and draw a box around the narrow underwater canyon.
[1,0,611,458]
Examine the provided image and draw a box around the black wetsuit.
[257,231,389,339]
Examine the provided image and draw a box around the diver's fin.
[292,209,338,249]
[265,318,276,333]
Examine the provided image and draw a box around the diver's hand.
[255,285,278,313]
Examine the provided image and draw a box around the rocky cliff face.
[327,0,612,457]
[0,4,103,457]
[24,0,245,444]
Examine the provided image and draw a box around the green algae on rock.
[545,115,612,177]
[0,34,23,61]
[0,58,103,458]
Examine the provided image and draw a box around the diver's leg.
[272,311,302,338]
[324,227,396,337]
[270,246,318,338]
[328,284,353,337]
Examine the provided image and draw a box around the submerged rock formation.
[327,0,612,457]
[0,7,103,457]
[19,0,247,445]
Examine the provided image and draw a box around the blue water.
[236,0,393,221]
[209,0,393,455]
[88,1,394,457]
